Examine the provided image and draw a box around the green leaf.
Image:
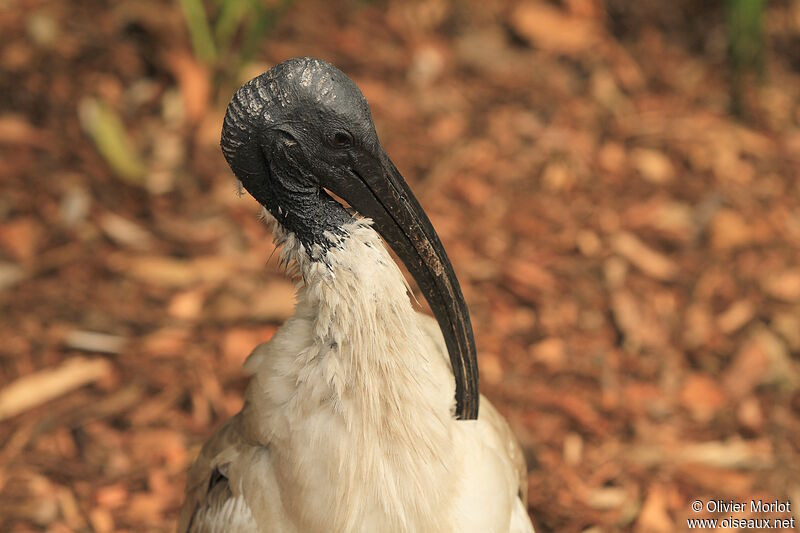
[179,0,217,63]
[79,98,146,185]
[726,0,765,72]
[214,0,250,52]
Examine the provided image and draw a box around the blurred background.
[1,0,799,531]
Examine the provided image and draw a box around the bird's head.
[220,57,478,420]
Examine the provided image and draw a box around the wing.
[178,407,295,532]
[180,338,299,533]
[178,413,260,533]
[416,312,535,533]
[478,397,529,506]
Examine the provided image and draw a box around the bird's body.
[180,219,532,532]
[179,57,534,532]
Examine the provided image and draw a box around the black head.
[221,57,479,420]
[221,58,382,249]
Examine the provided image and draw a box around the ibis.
[179,57,534,533]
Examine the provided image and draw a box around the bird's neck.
[296,219,455,421]
[244,215,457,531]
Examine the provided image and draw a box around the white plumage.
[179,216,534,532]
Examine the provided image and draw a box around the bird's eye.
[329,131,353,149]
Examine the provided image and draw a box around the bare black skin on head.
[221,57,479,420]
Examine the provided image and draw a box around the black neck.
[268,188,352,253]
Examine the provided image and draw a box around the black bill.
[327,151,479,420]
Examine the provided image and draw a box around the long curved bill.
[331,150,479,420]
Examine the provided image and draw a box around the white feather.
[179,215,534,533]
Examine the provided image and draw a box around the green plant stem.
[179,0,217,63]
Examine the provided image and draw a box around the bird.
[179,57,534,533]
